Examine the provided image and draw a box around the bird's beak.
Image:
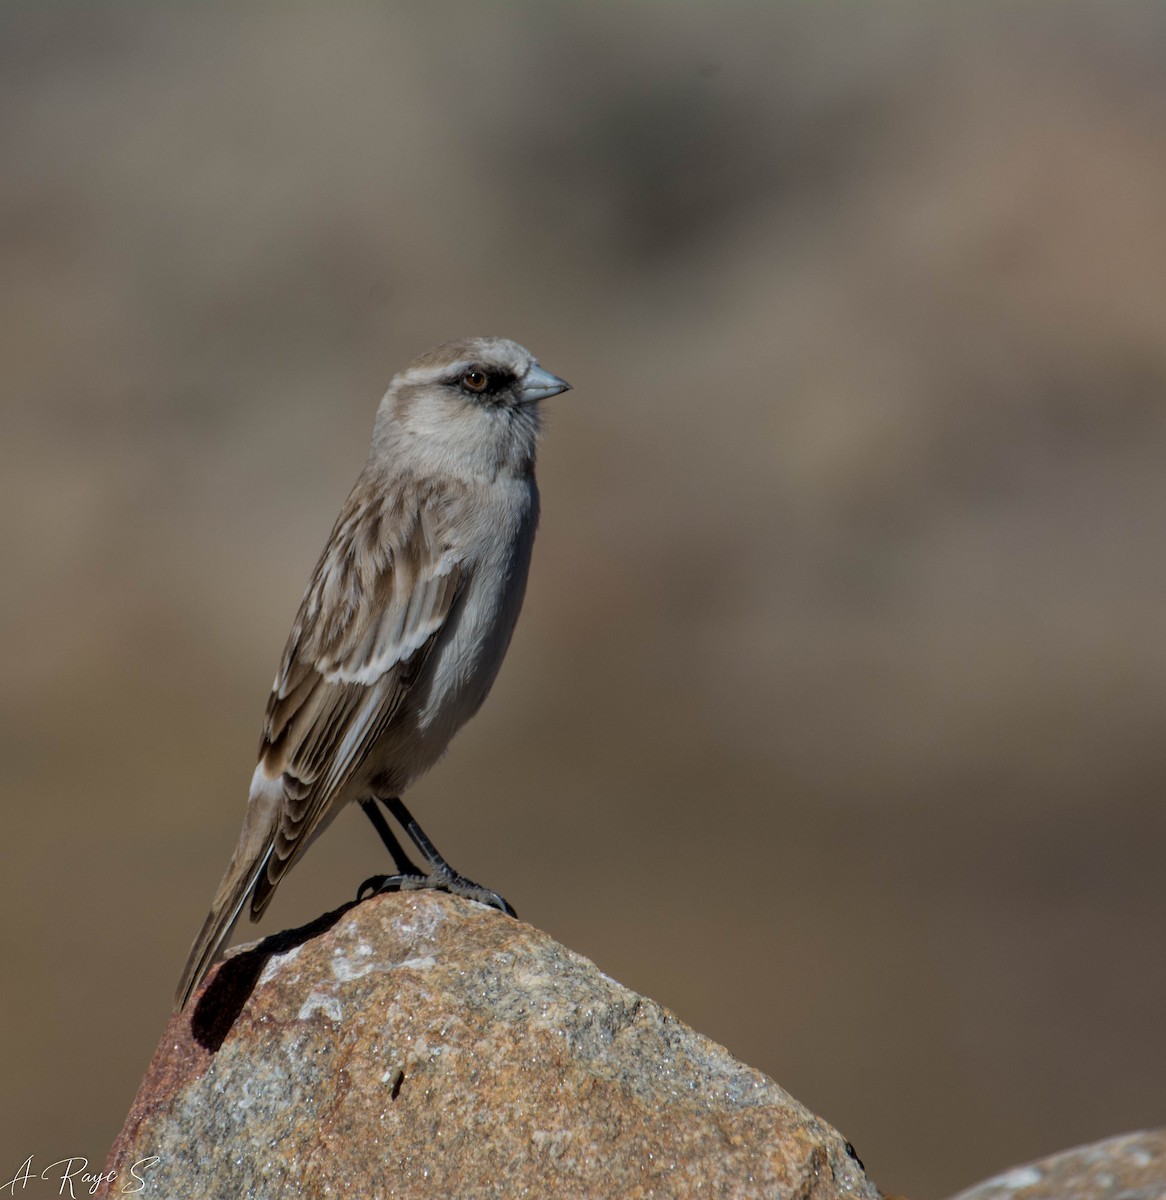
[520,363,572,403]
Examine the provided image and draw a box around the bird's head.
[372,337,571,480]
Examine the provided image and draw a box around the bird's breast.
[415,478,538,741]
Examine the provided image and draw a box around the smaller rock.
[949,1130,1166,1200]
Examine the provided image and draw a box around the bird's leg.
[356,792,427,901]
[385,795,518,917]
[359,798,424,875]
[356,795,516,917]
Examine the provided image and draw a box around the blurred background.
[3,3,1166,1195]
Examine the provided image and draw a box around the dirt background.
[3,4,1166,1196]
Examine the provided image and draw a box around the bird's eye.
[462,369,489,393]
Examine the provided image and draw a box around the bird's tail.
[174,783,280,1011]
[173,851,270,1011]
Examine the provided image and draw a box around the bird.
[175,336,571,1010]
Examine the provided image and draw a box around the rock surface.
[102,892,877,1199]
[947,1131,1166,1200]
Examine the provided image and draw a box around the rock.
[947,1130,1166,1200]
[101,891,877,1199]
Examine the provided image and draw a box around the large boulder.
[101,891,877,1199]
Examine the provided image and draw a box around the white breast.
[419,475,539,736]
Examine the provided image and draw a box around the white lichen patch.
[331,941,378,982]
[391,897,446,943]
[257,944,303,988]
[297,990,344,1023]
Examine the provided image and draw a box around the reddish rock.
[102,892,877,1199]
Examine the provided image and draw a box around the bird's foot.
[357,867,517,917]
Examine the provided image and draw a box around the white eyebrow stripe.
[401,362,472,386]
[400,357,526,388]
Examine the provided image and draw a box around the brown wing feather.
[250,477,466,917]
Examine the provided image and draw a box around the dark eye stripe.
[455,366,517,396]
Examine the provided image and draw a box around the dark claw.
[357,871,422,902]
[357,874,385,902]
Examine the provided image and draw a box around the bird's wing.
[250,476,466,917]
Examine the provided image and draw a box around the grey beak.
[520,363,572,403]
